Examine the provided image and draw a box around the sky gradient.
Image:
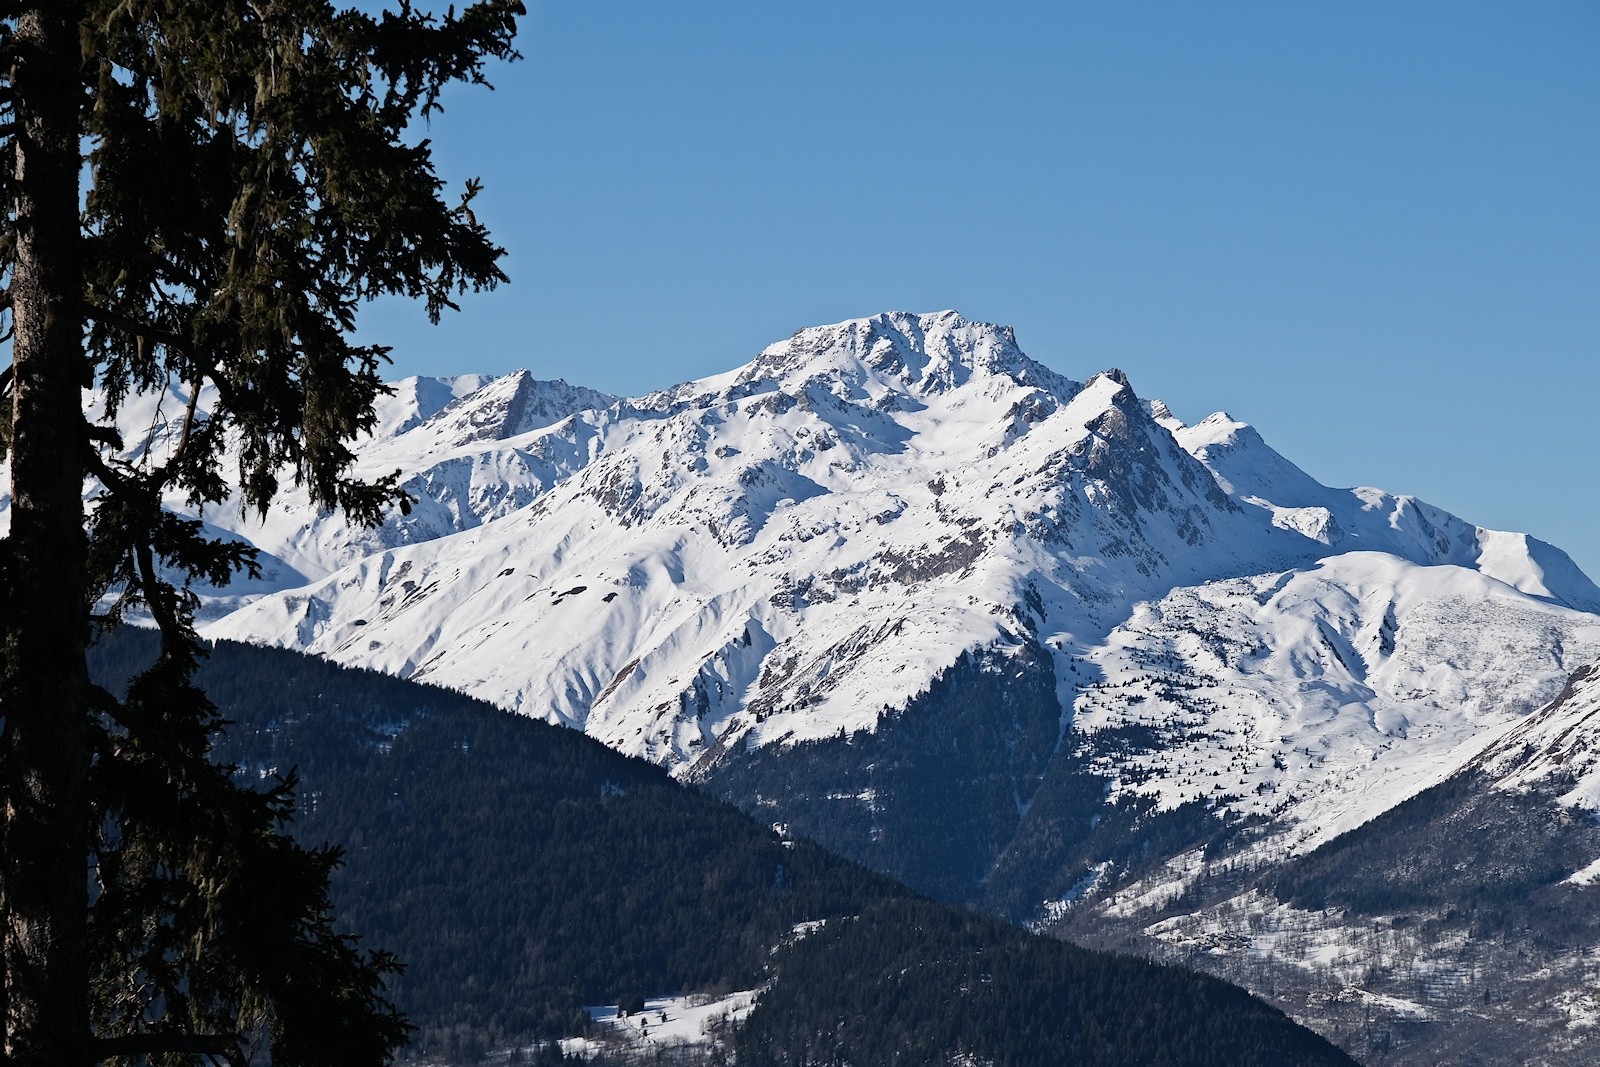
[360,1,1600,577]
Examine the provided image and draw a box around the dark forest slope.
[91,630,1352,1066]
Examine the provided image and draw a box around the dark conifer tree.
[0,2,522,1062]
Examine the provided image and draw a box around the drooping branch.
[82,444,134,496]
[92,1030,244,1064]
[130,525,183,640]
[83,445,257,638]
[83,302,243,412]
[83,447,182,639]
[171,374,203,461]
[82,304,198,363]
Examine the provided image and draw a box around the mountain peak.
[410,371,615,447]
[1146,398,1180,427]
[737,311,1075,402]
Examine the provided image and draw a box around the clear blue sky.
[362,1,1600,578]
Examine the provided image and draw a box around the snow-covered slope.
[196,370,617,586]
[15,310,1599,894]
[4,370,617,613]
[1072,643,1600,1066]
[1471,659,1600,816]
[1071,552,1600,855]
[1169,409,1600,612]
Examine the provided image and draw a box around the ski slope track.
[16,311,1600,891]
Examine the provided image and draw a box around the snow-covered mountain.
[1072,551,1600,854]
[26,309,1600,1062]
[39,312,1599,847]
[214,313,1334,763]
[187,312,1594,767]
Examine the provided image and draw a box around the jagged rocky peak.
[369,373,496,439]
[406,370,617,448]
[1146,397,1180,428]
[1086,367,1130,388]
[1051,369,1247,555]
[734,310,1080,401]
[1065,367,1161,459]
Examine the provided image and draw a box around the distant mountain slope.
[1470,659,1600,810]
[88,630,1353,1066]
[1166,409,1600,612]
[1032,655,1600,1066]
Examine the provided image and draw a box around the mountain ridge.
[192,313,1598,776]
[22,310,1595,832]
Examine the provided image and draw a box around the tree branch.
[131,529,185,641]
[82,303,194,359]
[82,445,135,496]
[82,450,189,641]
[83,304,243,411]
[93,1031,243,1063]
[172,374,203,462]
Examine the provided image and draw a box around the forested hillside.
[737,897,1352,1066]
[90,630,1351,1065]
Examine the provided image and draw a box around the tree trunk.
[3,4,89,1065]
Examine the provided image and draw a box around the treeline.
[737,898,1355,1066]
[1272,770,1600,918]
[89,630,1352,1065]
